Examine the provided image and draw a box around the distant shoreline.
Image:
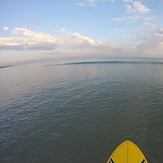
[0,66,10,69]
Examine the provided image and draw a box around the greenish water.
[0,58,163,162]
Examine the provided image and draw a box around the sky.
[1,0,163,65]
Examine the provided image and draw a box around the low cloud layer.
[0,28,113,52]
[0,28,64,51]
[1,25,163,58]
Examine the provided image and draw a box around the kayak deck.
[107,140,148,163]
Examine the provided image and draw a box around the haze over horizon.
[1,0,163,65]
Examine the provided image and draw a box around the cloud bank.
[13,28,65,49]
[0,28,114,52]
[0,28,65,51]
[1,25,163,58]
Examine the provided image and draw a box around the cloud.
[0,27,113,52]
[76,0,115,6]
[112,16,139,22]
[3,27,9,31]
[53,29,131,56]
[144,22,157,28]
[123,0,133,2]
[1,27,134,59]
[3,27,162,59]
[76,2,95,6]
[115,28,124,31]
[135,25,163,56]
[76,0,97,6]
[112,16,150,23]
[60,28,109,48]
[125,1,151,14]
[0,28,65,51]
[44,49,64,55]
[113,1,151,23]
[2,26,162,58]
[5,27,163,58]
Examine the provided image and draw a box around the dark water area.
[0,58,163,162]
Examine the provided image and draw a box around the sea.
[0,57,163,163]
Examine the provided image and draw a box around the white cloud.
[112,15,151,23]
[87,0,96,3]
[12,28,61,44]
[44,49,64,55]
[134,1,151,14]
[3,27,9,31]
[112,16,139,22]
[60,28,66,33]
[76,0,96,6]
[125,1,151,14]
[60,28,110,48]
[112,1,151,23]
[125,4,133,13]
[123,0,133,2]
[145,23,157,28]
[0,27,113,52]
[4,27,162,59]
[0,28,65,51]
[76,2,95,6]
[76,0,115,6]
[109,28,124,31]
[1,27,133,59]
[115,28,124,31]
[136,26,163,56]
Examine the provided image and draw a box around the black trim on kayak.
[141,159,146,163]
[109,158,115,163]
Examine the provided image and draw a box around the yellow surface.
[107,140,148,163]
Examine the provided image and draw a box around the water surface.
[0,58,163,162]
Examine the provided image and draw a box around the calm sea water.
[0,58,163,163]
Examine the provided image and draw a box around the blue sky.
[1,0,163,65]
